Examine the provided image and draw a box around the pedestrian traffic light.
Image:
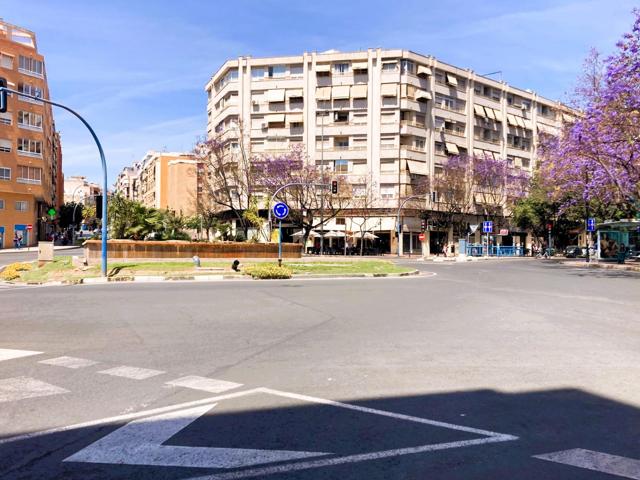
[95,195,103,218]
[0,78,7,114]
[331,180,338,194]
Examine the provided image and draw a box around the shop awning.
[287,113,304,123]
[523,119,533,130]
[315,63,331,72]
[380,83,398,97]
[446,73,458,86]
[352,61,368,70]
[507,114,519,127]
[332,85,350,100]
[515,116,526,128]
[351,84,368,98]
[445,142,460,154]
[485,107,496,120]
[492,109,503,122]
[406,159,428,175]
[267,89,285,102]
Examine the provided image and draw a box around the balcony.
[400,121,427,136]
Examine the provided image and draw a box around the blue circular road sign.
[273,202,289,220]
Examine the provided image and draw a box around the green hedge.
[244,264,292,279]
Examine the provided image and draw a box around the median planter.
[83,240,302,264]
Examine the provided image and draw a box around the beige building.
[0,19,62,248]
[205,48,574,254]
[63,175,100,205]
[115,151,198,216]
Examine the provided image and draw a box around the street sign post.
[26,224,32,231]
[482,221,493,257]
[586,218,596,232]
[273,202,289,266]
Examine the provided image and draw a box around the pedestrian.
[13,232,21,250]
[617,243,627,264]
[443,242,448,257]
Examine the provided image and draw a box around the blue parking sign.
[586,218,596,232]
[482,221,493,233]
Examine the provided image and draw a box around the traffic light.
[546,222,553,231]
[95,195,103,218]
[420,219,426,232]
[331,180,338,194]
[0,78,7,114]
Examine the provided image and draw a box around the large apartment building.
[115,151,198,216]
[0,19,61,248]
[206,48,574,254]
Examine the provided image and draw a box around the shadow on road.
[0,387,637,479]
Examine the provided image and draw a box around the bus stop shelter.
[596,220,640,261]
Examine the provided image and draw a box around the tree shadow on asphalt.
[0,387,637,480]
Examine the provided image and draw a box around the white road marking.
[0,348,42,362]
[54,386,516,477]
[39,356,99,369]
[0,388,263,447]
[64,403,330,469]
[534,448,640,479]
[166,375,243,394]
[0,376,69,403]
[98,366,165,380]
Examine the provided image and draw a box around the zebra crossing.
[0,347,244,407]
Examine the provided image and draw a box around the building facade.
[114,151,198,216]
[205,49,575,253]
[63,175,100,205]
[0,19,62,248]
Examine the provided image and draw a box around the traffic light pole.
[0,86,109,277]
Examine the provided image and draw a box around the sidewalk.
[558,259,640,273]
[0,245,80,254]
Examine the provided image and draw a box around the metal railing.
[466,244,525,257]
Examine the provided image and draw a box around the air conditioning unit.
[261,122,268,129]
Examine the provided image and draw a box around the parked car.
[564,245,586,258]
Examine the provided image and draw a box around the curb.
[9,269,422,287]
[559,261,640,273]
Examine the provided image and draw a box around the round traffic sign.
[418,233,425,241]
[273,202,289,220]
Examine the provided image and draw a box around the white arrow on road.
[64,402,330,469]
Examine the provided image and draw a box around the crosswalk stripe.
[0,376,69,403]
[39,356,99,369]
[98,366,165,380]
[534,448,640,479]
[0,348,42,362]
[165,375,243,393]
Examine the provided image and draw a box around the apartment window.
[380,184,396,199]
[382,61,398,72]
[334,111,349,123]
[0,53,13,69]
[435,94,457,111]
[414,138,425,150]
[0,139,11,153]
[17,111,43,130]
[334,159,349,173]
[17,165,42,184]
[17,83,43,102]
[251,67,265,79]
[268,65,286,78]
[336,217,346,225]
[435,71,445,84]
[0,112,11,125]
[15,200,28,212]
[333,63,350,74]
[435,142,445,154]
[18,55,43,77]
[334,137,349,149]
[352,184,366,196]
[290,64,303,77]
[400,59,415,74]
[380,135,396,149]
[0,167,10,180]
[522,99,531,111]
[17,138,42,157]
[415,114,426,126]
[0,199,4,210]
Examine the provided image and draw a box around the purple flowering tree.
[539,10,640,216]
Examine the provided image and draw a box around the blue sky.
[3,0,638,185]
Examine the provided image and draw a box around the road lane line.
[534,448,640,479]
[166,375,243,394]
[0,348,42,362]
[39,356,99,369]
[0,376,69,403]
[98,366,165,380]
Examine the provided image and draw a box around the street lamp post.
[0,86,109,276]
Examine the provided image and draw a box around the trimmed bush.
[244,264,292,279]
[0,262,32,281]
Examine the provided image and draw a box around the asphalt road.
[0,259,638,479]
[0,246,82,268]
